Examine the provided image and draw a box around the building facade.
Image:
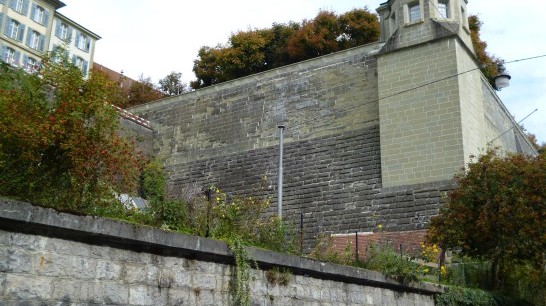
[129,0,535,250]
[0,0,99,76]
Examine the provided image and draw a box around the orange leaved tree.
[427,149,546,289]
[0,56,142,212]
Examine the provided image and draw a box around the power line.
[487,108,538,146]
[285,53,546,132]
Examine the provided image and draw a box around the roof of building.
[45,0,66,9]
[92,63,137,89]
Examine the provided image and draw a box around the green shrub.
[435,287,497,306]
[434,286,534,306]
[362,243,421,284]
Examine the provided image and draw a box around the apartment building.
[0,0,100,75]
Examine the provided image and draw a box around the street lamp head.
[494,64,511,90]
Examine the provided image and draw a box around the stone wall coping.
[0,198,443,295]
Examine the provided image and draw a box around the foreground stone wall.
[0,199,440,305]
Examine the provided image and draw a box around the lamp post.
[277,124,285,219]
[493,64,511,90]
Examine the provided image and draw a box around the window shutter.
[25,27,32,46]
[30,3,36,20]
[9,0,16,11]
[55,21,61,37]
[0,13,3,27]
[14,50,20,65]
[72,54,76,65]
[4,17,11,36]
[39,33,45,51]
[17,24,25,42]
[23,54,28,66]
[0,45,5,61]
[86,40,90,52]
[22,0,29,16]
[43,9,49,25]
[83,60,88,75]
[67,27,73,42]
[75,31,80,47]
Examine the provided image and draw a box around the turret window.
[409,2,421,23]
[438,0,449,18]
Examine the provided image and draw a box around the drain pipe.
[277,124,285,219]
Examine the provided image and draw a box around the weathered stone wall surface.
[118,117,154,156]
[481,79,536,155]
[378,37,463,188]
[0,199,440,306]
[129,43,382,166]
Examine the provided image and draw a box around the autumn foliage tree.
[125,74,165,107]
[427,149,546,289]
[191,8,379,89]
[158,71,188,96]
[469,15,503,87]
[0,57,142,211]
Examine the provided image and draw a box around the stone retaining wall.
[0,199,441,305]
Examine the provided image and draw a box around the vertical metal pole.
[277,124,285,219]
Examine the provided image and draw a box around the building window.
[73,55,88,75]
[55,22,71,41]
[74,56,83,69]
[461,6,468,28]
[29,30,39,49]
[60,23,68,40]
[32,5,45,24]
[408,2,421,23]
[3,47,20,66]
[77,33,90,52]
[438,0,449,18]
[6,47,16,64]
[25,56,38,72]
[14,0,23,13]
[8,19,20,39]
[4,17,25,42]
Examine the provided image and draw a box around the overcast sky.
[59,0,545,142]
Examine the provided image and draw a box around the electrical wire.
[487,108,538,145]
[284,54,546,132]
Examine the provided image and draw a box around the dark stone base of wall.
[165,125,454,251]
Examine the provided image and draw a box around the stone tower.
[376,0,496,188]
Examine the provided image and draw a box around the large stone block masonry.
[0,199,440,305]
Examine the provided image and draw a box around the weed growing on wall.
[228,237,253,306]
[265,267,292,286]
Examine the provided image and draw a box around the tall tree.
[191,8,379,89]
[0,58,142,211]
[337,8,380,48]
[286,11,341,62]
[158,71,188,96]
[126,74,165,107]
[427,150,546,289]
